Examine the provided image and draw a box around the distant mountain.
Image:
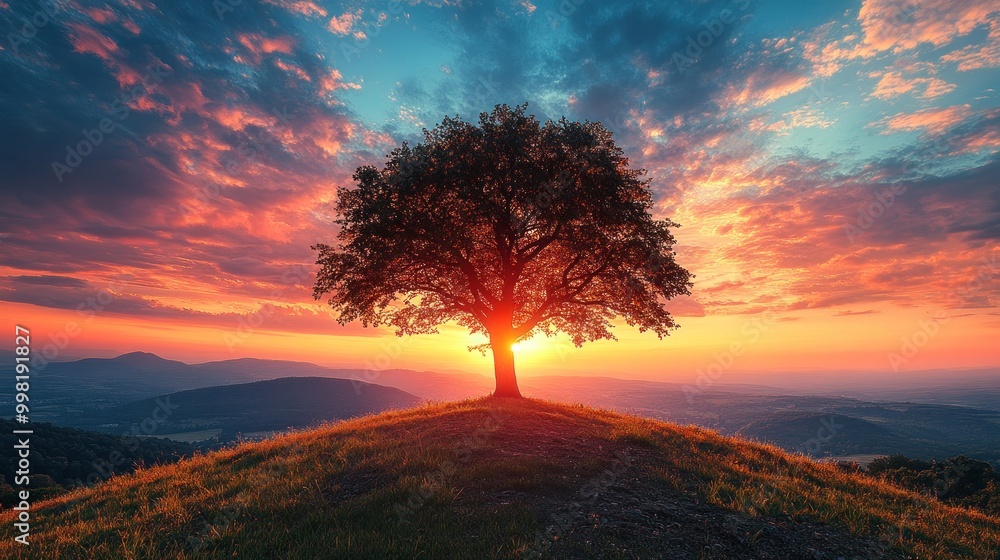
[76,377,422,443]
[0,352,490,424]
[192,358,494,401]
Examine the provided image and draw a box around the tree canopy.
[314,104,692,397]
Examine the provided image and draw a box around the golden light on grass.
[2,398,997,558]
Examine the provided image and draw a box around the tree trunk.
[490,331,522,398]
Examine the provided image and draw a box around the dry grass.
[1,397,997,559]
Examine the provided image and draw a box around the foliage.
[0,419,192,507]
[313,104,692,395]
[867,453,1000,516]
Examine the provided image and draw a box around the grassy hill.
[1,398,998,559]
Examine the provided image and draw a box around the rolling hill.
[75,377,423,443]
[0,351,491,425]
[1,398,997,559]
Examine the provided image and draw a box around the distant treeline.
[0,419,192,507]
[844,454,1000,517]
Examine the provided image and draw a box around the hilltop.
[2,399,998,559]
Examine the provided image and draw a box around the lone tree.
[313,104,692,398]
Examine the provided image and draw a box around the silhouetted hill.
[77,377,422,443]
[1,399,997,558]
[736,412,902,454]
[0,352,489,423]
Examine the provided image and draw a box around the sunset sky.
[0,0,997,382]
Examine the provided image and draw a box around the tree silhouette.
[313,104,692,398]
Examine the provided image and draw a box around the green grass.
[1,397,998,558]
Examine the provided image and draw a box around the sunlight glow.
[511,338,543,354]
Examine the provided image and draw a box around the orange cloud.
[941,17,1000,71]
[869,71,955,99]
[722,69,810,109]
[236,34,296,56]
[320,69,361,93]
[275,59,311,82]
[804,1,997,78]
[874,104,972,135]
[857,0,994,53]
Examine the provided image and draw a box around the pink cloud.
[803,1,998,78]
[857,0,995,53]
[941,17,1000,71]
[328,10,361,35]
[236,34,296,56]
[802,25,862,78]
[722,68,811,109]
[869,71,956,99]
[66,22,119,64]
[84,7,117,24]
[274,59,311,82]
[263,0,328,18]
[320,69,361,93]
[874,104,972,135]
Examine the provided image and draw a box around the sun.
[511,338,542,354]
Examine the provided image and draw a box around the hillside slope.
[1,398,998,559]
[76,377,423,443]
